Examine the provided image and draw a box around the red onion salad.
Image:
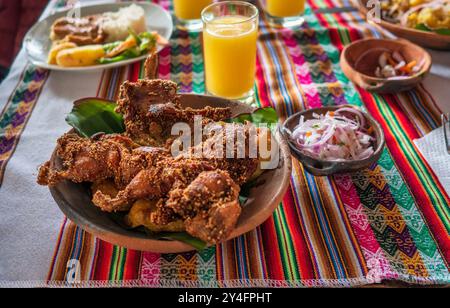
[288,108,376,161]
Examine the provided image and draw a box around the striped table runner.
[2,0,448,286]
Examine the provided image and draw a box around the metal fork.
[443,113,450,154]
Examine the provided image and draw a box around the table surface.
[0,0,449,288]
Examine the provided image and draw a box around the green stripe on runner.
[377,151,449,277]
[374,95,450,231]
[278,203,302,280]
[189,31,205,94]
[108,245,119,281]
[120,248,128,280]
[302,10,363,106]
[253,84,263,108]
[272,205,300,280]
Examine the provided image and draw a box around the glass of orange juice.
[173,0,214,31]
[262,0,305,28]
[202,1,259,103]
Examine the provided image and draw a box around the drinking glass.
[174,0,214,31]
[262,0,305,28]
[202,1,259,103]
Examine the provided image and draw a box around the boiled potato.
[48,42,77,64]
[125,199,185,232]
[91,180,118,198]
[56,45,106,67]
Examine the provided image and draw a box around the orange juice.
[174,0,213,20]
[203,16,258,99]
[265,0,305,17]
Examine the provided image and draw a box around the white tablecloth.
[0,0,449,284]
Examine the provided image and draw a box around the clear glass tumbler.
[262,0,305,28]
[202,1,259,103]
[174,0,214,31]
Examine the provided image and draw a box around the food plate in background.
[48,94,292,253]
[24,2,173,71]
[358,0,450,50]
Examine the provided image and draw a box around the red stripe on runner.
[92,241,114,280]
[123,250,142,280]
[282,189,316,280]
[260,217,286,280]
[255,53,271,108]
[360,89,450,264]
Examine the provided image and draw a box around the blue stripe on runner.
[304,173,346,279]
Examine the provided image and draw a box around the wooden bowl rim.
[281,105,385,166]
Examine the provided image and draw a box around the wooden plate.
[48,94,292,253]
[358,0,450,50]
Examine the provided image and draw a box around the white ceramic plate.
[24,2,173,72]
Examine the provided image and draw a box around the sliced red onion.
[289,109,375,161]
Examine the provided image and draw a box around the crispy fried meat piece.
[145,103,232,146]
[90,122,261,213]
[37,133,169,189]
[51,16,106,45]
[181,123,260,185]
[167,170,241,244]
[91,159,215,213]
[116,79,180,145]
[37,133,134,186]
[116,79,232,146]
[144,52,159,80]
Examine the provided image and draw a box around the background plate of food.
[358,0,450,50]
[24,2,173,71]
[37,79,292,253]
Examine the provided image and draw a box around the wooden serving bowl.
[358,0,450,50]
[48,94,292,253]
[340,38,431,93]
[281,105,385,176]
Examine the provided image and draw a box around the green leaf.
[415,23,431,32]
[414,24,450,36]
[102,41,121,53]
[435,28,450,36]
[228,107,278,126]
[109,213,207,250]
[65,98,125,137]
[138,32,157,52]
[159,232,207,250]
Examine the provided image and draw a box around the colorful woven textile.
[2,0,448,287]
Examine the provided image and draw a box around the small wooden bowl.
[358,0,450,50]
[49,94,292,253]
[340,38,431,93]
[281,105,385,176]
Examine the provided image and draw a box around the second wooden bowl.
[281,105,385,176]
[340,38,431,93]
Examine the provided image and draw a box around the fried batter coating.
[91,159,215,212]
[167,170,241,244]
[116,79,180,145]
[37,133,169,189]
[181,123,260,185]
[116,79,231,146]
[144,52,159,80]
[37,133,135,186]
[37,78,271,245]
